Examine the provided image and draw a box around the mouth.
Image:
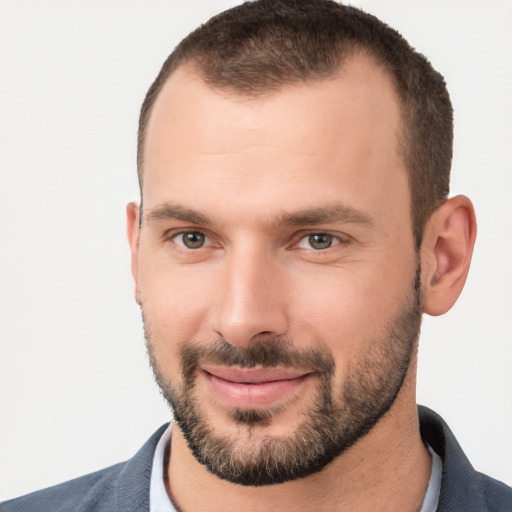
[200,365,314,409]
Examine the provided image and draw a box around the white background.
[0,0,511,501]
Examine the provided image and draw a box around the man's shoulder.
[475,471,512,511]
[1,423,169,512]
[1,462,125,512]
[418,405,512,511]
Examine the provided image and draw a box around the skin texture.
[127,54,476,511]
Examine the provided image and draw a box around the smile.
[200,365,313,409]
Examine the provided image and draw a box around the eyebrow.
[277,204,374,227]
[145,202,374,228]
[146,203,211,226]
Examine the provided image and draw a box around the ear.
[126,202,141,305]
[420,195,477,316]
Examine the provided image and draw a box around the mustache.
[179,338,335,378]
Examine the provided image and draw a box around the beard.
[144,266,422,487]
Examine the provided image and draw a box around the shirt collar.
[149,423,175,512]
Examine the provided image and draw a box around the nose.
[210,247,289,347]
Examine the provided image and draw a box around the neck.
[166,378,431,512]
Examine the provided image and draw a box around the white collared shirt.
[420,444,442,512]
[149,424,176,512]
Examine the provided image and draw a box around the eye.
[173,231,209,249]
[298,233,340,250]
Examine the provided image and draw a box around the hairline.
[137,50,423,247]
[138,46,410,186]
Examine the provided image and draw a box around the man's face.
[131,55,421,485]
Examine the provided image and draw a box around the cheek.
[138,254,217,345]
[291,258,416,365]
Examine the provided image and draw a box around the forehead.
[142,54,408,225]
[145,54,402,154]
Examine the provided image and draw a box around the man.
[2,0,511,510]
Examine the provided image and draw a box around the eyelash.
[165,229,349,252]
[296,232,345,250]
[169,231,213,250]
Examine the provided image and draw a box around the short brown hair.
[137,0,453,249]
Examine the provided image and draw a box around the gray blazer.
[2,407,511,511]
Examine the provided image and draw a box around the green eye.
[308,234,333,249]
[298,233,339,250]
[175,232,207,249]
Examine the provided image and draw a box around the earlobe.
[126,202,141,305]
[420,196,477,316]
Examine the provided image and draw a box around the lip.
[201,365,313,409]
